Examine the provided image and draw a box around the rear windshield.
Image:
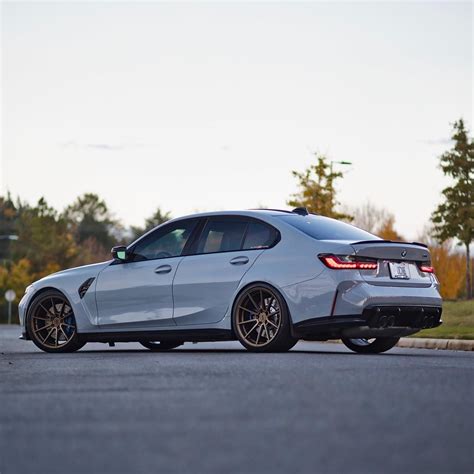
[278,214,379,241]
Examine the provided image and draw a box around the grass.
[411,300,474,340]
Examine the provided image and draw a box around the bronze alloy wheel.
[233,284,297,352]
[28,290,85,353]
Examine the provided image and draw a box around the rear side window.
[198,220,247,254]
[278,214,378,241]
[243,221,278,250]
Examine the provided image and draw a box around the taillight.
[319,254,378,270]
[420,265,435,274]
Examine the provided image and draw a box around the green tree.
[431,119,474,299]
[288,154,352,220]
[64,193,120,253]
[130,207,172,241]
[0,193,18,232]
[13,198,78,275]
[0,195,32,260]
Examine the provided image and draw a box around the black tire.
[341,337,400,354]
[140,341,183,351]
[232,283,298,353]
[27,290,86,353]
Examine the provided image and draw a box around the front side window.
[278,214,379,241]
[132,220,197,260]
[197,219,247,254]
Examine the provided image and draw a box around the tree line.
[0,193,171,318]
[0,119,472,322]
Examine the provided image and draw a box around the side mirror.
[111,245,130,262]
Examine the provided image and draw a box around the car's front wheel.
[27,290,85,353]
[341,337,400,354]
[140,341,183,351]
[233,283,298,352]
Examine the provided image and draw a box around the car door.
[95,218,198,329]
[172,216,279,326]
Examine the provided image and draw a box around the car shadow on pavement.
[31,347,451,357]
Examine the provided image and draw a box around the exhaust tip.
[378,315,388,328]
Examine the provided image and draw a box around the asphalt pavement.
[1,325,473,474]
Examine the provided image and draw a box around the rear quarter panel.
[238,219,357,324]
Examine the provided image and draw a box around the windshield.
[278,214,379,241]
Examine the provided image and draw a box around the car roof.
[171,209,293,221]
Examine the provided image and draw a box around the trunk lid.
[351,240,433,287]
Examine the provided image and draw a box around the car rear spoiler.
[351,240,428,249]
[350,240,430,262]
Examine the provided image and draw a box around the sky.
[1,1,472,240]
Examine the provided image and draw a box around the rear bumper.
[282,269,442,324]
[293,304,442,340]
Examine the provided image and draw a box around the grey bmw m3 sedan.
[19,207,442,354]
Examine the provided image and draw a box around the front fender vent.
[78,277,95,299]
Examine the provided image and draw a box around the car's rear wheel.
[341,337,399,354]
[27,290,86,353]
[233,283,298,352]
[140,341,183,351]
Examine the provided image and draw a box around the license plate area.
[388,262,410,280]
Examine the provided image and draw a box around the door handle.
[230,256,249,265]
[155,264,172,274]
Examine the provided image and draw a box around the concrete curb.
[317,337,474,352]
[398,337,474,351]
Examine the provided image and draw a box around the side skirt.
[78,328,235,344]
